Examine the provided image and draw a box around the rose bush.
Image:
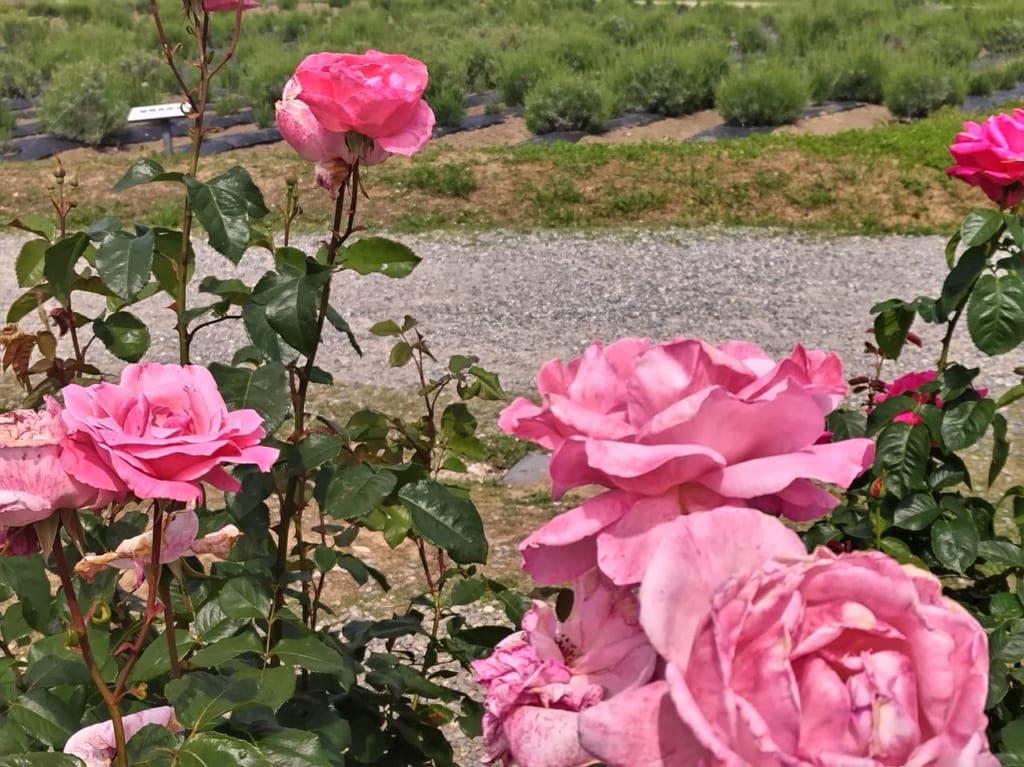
[576,507,997,766]
[501,338,874,584]
[0,398,114,525]
[946,108,1024,209]
[472,569,655,767]
[58,363,278,503]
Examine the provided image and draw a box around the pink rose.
[64,706,182,767]
[874,370,987,426]
[203,0,258,11]
[471,570,656,767]
[59,363,279,503]
[290,51,435,157]
[578,507,997,767]
[0,398,115,526]
[947,108,1024,208]
[75,509,241,585]
[0,525,39,556]
[502,338,874,585]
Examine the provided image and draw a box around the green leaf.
[320,464,397,519]
[229,665,296,713]
[998,383,1024,409]
[7,689,79,748]
[389,341,413,367]
[289,433,345,475]
[199,276,251,304]
[940,246,987,314]
[324,304,361,355]
[95,229,154,300]
[892,493,940,531]
[872,422,930,496]
[2,214,52,239]
[258,729,334,767]
[967,272,1024,355]
[22,634,89,688]
[1007,212,1024,250]
[273,635,349,673]
[15,239,47,288]
[251,268,330,357]
[165,672,262,730]
[190,632,264,668]
[1003,719,1024,754]
[825,409,866,440]
[369,319,402,337]
[342,237,420,278]
[941,397,995,451]
[468,366,505,400]
[44,233,89,306]
[177,733,272,767]
[93,311,151,362]
[871,300,915,360]
[451,577,487,605]
[185,166,268,264]
[930,514,979,573]
[128,630,193,684]
[112,158,183,191]
[209,361,289,434]
[399,481,488,564]
[0,556,52,632]
[124,722,178,767]
[978,539,1024,567]
[991,412,1010,487]
[0,756,87,766]
[936,364,979,402]
[241,303,285,364]
[878,537,925,567]
[220,577,271,620]
[151,227,194,297]
[961,208,1004,246]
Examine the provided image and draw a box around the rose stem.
[53,532,129,767]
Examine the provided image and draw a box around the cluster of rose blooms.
[471,338,998,767]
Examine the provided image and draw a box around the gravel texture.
[2,228,1018,395]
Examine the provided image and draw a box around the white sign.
[126,102,190,122]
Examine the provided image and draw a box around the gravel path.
[1,228,1018,394]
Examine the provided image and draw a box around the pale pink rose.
[203,0,258,11]
[59,363,278,503]
[471,570,656,767]
[64,706,182,767]
[75,509,241,585]
[947,108,1024,208]
[502,338,874,585]
[291,51,435,157]
[0,398,115,526]
[578,507,998,767]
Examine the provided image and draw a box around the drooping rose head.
[0,398,115,526]
[59,363,278,503]
[502,338,874,584]
[579,507,998,767]
[947,108,1024,208]
[472,570,656,767]
[64,706,182,767]
[290,50,435,157]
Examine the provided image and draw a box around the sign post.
[126,102,190,155]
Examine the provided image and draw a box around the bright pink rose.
[502,338,874,585]
[471,570,656,767]
[203,0,258,11]
[75,509,241,585]
[0,398,115,526]
[578,507,997,767]
[947,108,1024,208]
[64,706,182,767]
[874,370,987,426]
[290,51,435,157]
[59,363,278,503]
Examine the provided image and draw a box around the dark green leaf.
[0,556,52,632]
[342,237,420,278]
[978,539,1024,567]
[44,234,89,306]
[930,514,979,573]
[1001,719,1024,753]
[468,366,505,400]
[230,665,296,712]
[961,207,1003,247]
[389,341,413,367]
[872,422,930,496]
[199,276,251,304]
[258,729,334,767]
[940,246,988,313]
[177,733,272,767]
[2,214,52,239]
[324,304,361,355]
[825,409,866,440]
[991,412,1010,487]
[112,158,183,191]
[185,166,268,264]
[165,672,262,730]
[15,239,46,288]
[967,272,1024,356]
[1007,212,1024,250]
[273,635,348,673]
[289,433,345,475]
[95,229,154,300]
[7,689,79,748]
[151,228,194,297]
[320,464,397,519]
[872,301,915,360]
[936,364,979,402]
[451,577,487,605]
[205,166,269,217]
[892,493,940,530]
[220,577,271,620]
[251,268,330,357]
[190,632,264,668]
[399,481,488,564]
[209,361,289,434]
[93,311,151,362]
[0,756,87,766]
[124,722,178,767]
[241,302,285,364]
[941,397,995,451]
[879,537,925,567]
[128,630,193,684]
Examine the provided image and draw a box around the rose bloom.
[471,570,656,767]
[64,706,181,767]
[501,338,874,585]
[289,51,435,158]
[0,398,115,526]
[947,108,1024,208]
[59,363,278,503]
[874,370,987,426]
[203,0,258,11]
[578,507,998,767]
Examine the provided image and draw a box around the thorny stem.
[158,578,182,680]
[53,536,128,767]
[272,165,361,640]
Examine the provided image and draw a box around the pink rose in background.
[59,363,278,503]
[578,507,997,767]
[471,570,656,767]
[0,398,115,526]
[203,0,258,11]
[947,108,1024,208]
[291,51,435,157]
[502,338,873,584]
[64,706,182,767]
[873,369,987,426]
[75,509,241,585]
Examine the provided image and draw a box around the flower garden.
[2,0,1024,766]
